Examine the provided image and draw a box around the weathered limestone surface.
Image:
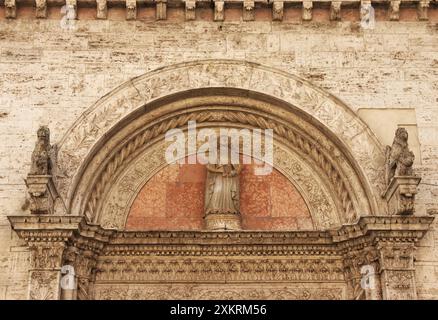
[0,8,437,299]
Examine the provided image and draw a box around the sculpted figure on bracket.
[382,127,419,215]
[26,126,58,215]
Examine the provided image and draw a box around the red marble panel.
[126,160,313,231]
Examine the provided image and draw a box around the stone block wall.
[0,5,437,299]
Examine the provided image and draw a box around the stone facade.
[0,2,438,299]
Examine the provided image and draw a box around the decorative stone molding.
[388,0,401,21]
[5,0,16,19]
[7,215,434,299]
[94,284,346,300]
[272,1,284,21]
[1,0,436,21]
[96,0,108,19]
[35,0,47,18]
[156,0,167,20]
[126,0,137,20]
[214,0,225,21]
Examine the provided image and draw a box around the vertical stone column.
[377,241,417,300]
[28,241,66,300]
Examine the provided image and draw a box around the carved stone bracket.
[184,0,197,20]
[156,0,167,20]
[5,0,16,19]
[330,1,342,21]
[388,0,401,21]
[96,0,108,19]
[26,175,58,215]
[272,1,284,21]
[35,0,47,18]
[417,0,430,20]
[214,0,225,21]
[382,176,421,215]
[243,0,255,21]
[126,0,137,20]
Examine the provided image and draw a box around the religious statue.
[30,126,52,175]
[205,163,242,215]
[384,127,415,186]
[204,138,242,230]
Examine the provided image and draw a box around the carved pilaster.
[63,247,99,300]
[388,0,401,21]
[343,246,382,300]
[156,0,167,20]
[35,0,47,18]
[28,241,66,300]
[417,0,430,21]
[382,176,421,215]
[214,0,225,21]
[302,1,313,21]
[5,0,16,19]
[243,0,255,21]
[330,1,342,21]
[272,1,284,21]
[96,0,108,19]
[377,241,417,300]
[126,0,137,20]
[184,0,196,20]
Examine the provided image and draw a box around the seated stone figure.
[385,127,415,186]
[30,126,52,176]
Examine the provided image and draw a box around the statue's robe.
[205,164,240,215]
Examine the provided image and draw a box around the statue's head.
[37,126,50,143]
[395,127,408,143]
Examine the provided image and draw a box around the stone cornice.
[8,215,434,256]
[1,0,436,21]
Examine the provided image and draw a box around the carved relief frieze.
[93,284,346,300]
[95,257,345,283]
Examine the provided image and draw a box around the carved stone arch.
[56,60,386,229]
[10,60,434,301]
